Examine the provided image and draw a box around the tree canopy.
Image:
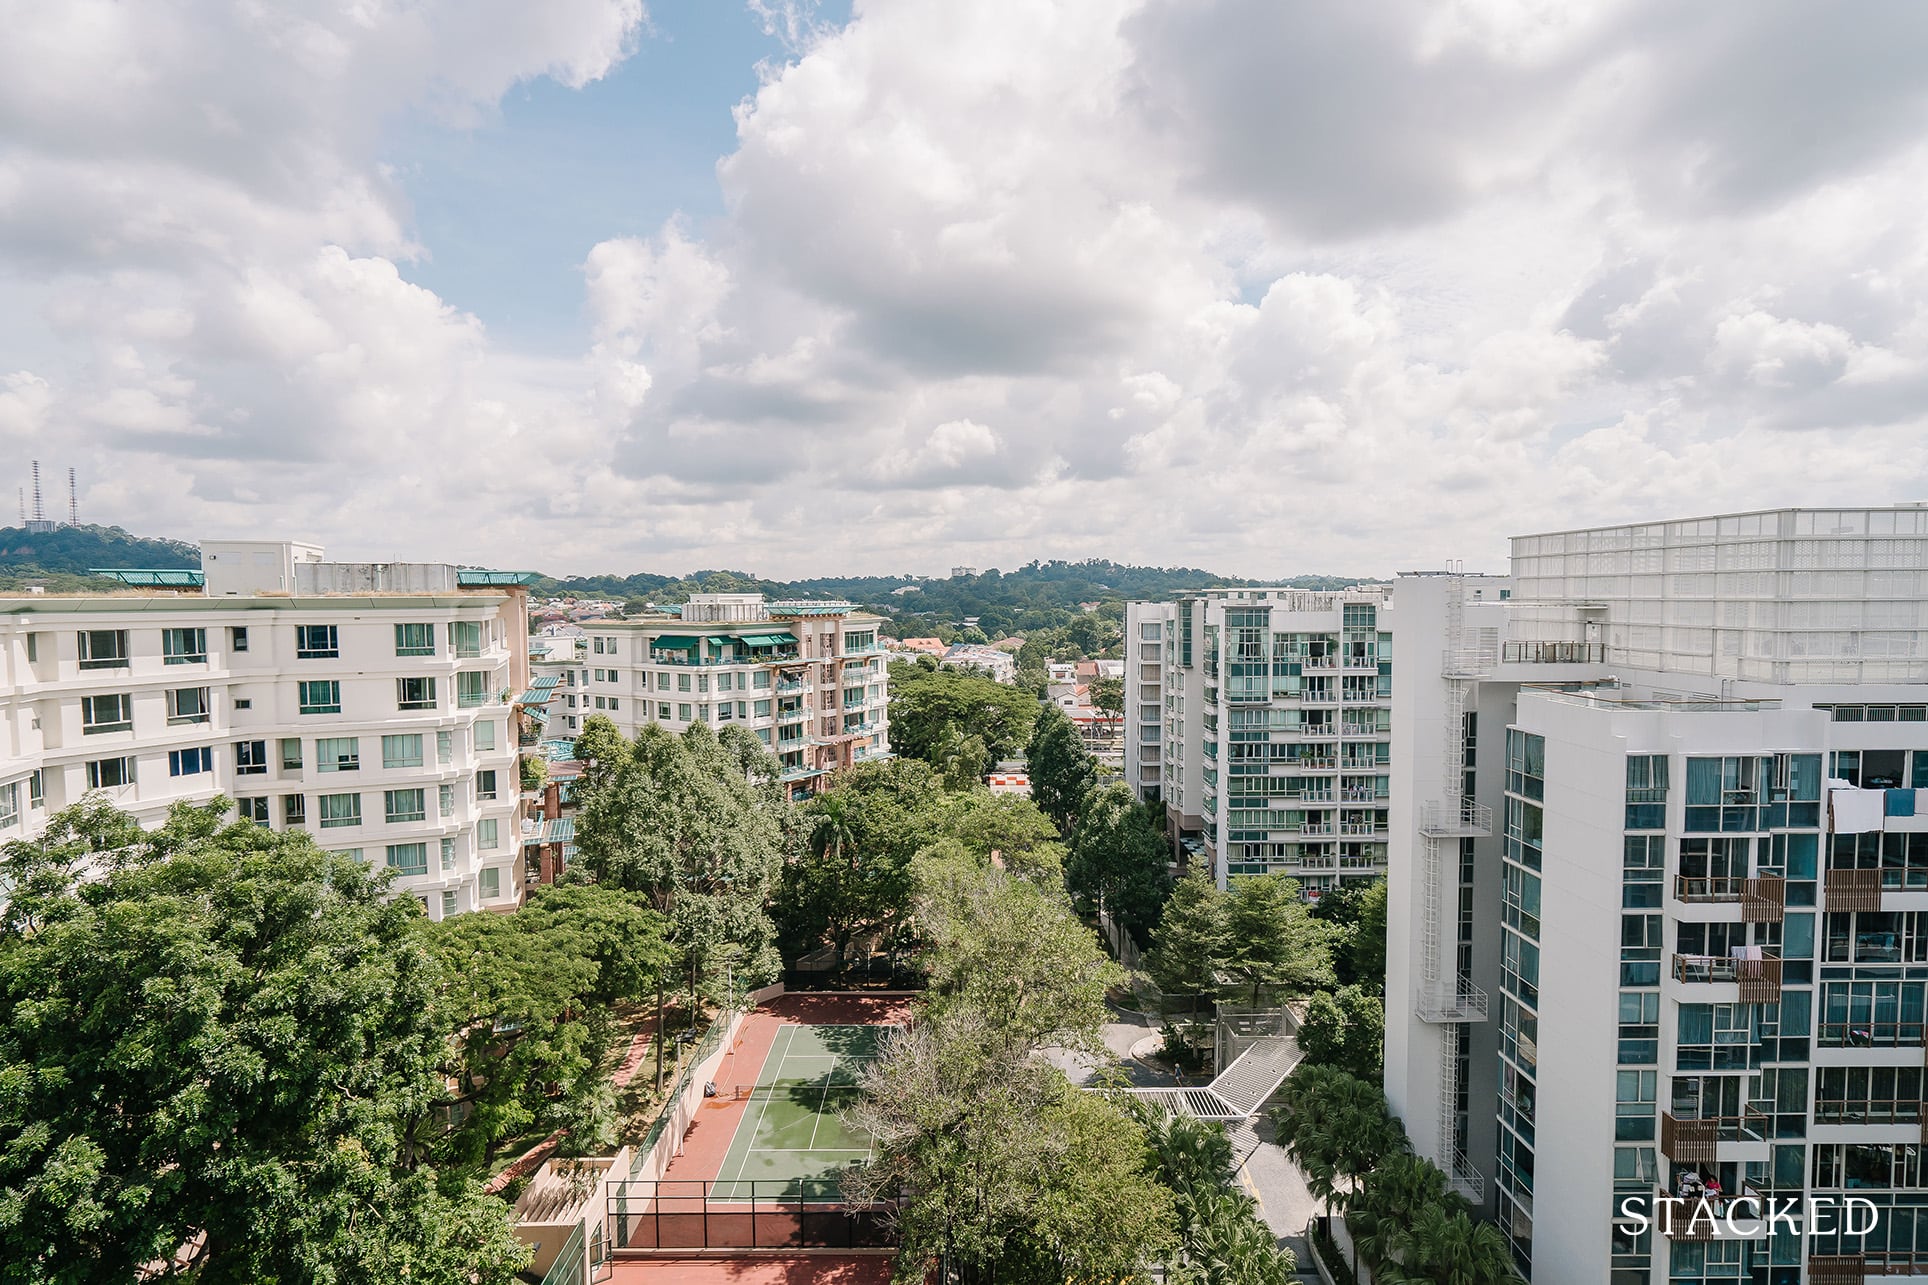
[0,801,534,1284]
[1066,782,1171,945]
[1144,872,1335,1006]
[886,661,1039,766]
[1026,703,1096,838]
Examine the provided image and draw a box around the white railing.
[1418,800,1493,836]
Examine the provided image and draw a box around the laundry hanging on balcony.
[1827,779,1886,834]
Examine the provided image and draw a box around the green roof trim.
[650,635,699,652]
[705,635,734,647]
[89,568,205,587]
[456,570,540,586]
[736,632,798,647]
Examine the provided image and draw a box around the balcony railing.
[1659,1109,1767,1164]
[1826,867,1884,913]
[1500,640,1607,665]
[1816,1020,1927,1049]
[1299,654,1339,670]
[1652,1181,1770,1241]
[1416,980,1488,1024]
[1418,800,1494,837]
[1673,875,1787,922]
[1339,822,1387,836]
[1671,953,1782,1002]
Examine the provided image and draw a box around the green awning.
[705,635,734,647]
[737,633,798,648]
[651,636,699,652]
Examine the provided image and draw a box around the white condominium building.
[1125,587,1398,895]
[573,594,889,800]
[1387,506,1928,1284]
[0,540,532,920]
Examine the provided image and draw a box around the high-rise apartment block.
[571,593,889,799]
[1126,587,1400,892]
[0,541,532,919]
[1388,506,1928,1284]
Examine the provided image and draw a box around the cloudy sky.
[5,0,1928,579]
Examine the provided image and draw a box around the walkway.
[1125,1035,1302,1120]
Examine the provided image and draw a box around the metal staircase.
[1416,577,1490,1201]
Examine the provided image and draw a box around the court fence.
[606,1178,902,1252]
[630,1006,748,1182]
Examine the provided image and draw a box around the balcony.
[1441,648,1495,679]
[1652,1182,1770,1241]
[1671,953,1782,1003]
[1659,1109,1767,1164]
[1340,690,1380,704]
[1415,979,1488,1024]
[1299,822,1334,837]
[1500,640,1608,665]
[1418,800,1493,837]
[1827,867,1884,913]
[1300,654,1339,670]
[1673,875,1787,923]
[1339,821,1387,837]
[1300,690,1340,707]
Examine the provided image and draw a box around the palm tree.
[809,793,857,869]
[1347,1153,1458,1267]
[1379,1202,1522,1285]
[1268,1066,1408,1203]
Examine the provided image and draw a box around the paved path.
[1238,1109,1326,1281]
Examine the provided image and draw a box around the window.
[318,793,362,828]
[754,699,772,717]
[385,788,426,823]
[28,771,42,808]
[437,729,452,765]
[168,747,213,777]
[452,620,483,658]
[396,676,436,710]
[279,737,303,771]
[478,818,499,850]
[678,673,691,692]
[166,687,211,725]
[81,693,133,734]
[476,769,498,800]
[394,623,435,656]
[236,796,270,826]
[77,629,128,670]
[678,703,691,721]
[25,633,38,662]
[316,737,360,772]
[479,866,501,899]
[233,699,251,710]
[298,680,340,715]
[438,783,455,816]
[659,673,671,690]
[162,627,207,665]
[230,626,248,652]
[0,782,17,830]
[283,794,306,825]
[658,703,671,720]
[296,624,339,659]
[86,757,134,789]
[593,636,605,655]
[386,842,428,876]
[455,671,490,708]
[440,890,459,918]
[440,836,456,871]
[608,698,619,713]
[381,734,423,769]
[235,740,269,775]
[473,720,496,751]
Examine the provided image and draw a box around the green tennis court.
[712,1023,887,1200]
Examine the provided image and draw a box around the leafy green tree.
[1347,1153,1461,1268]
[936,726,991,791]
[1144,872,1227,1001]
[1347,877,1390,994]
[0,801,530,1284]
[887,661,1038,765]
[1089,674,1125,719]
[945,791,1067,887]
[1026,703,1096,837]
[1294,984,1384,1083]
[1220,873,1336,1005]
[1067,782,1172,944]
[1376,1200,1523,1284]
[1138,1108,1297,1284]
[1268,1065,1408,1204]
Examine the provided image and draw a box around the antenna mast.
[30,460,42,525]
[67,468,77,526]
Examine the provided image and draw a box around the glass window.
[235,796,270,826]
[386,843,428,876]
[86,757,135,789]
[166,687,211,725]
[317,738,361,773]
[452,621,483,658]
[455,671,490,708]
[279,737,303,770]
[477,769,497,800]
[235,740,269,775]
[283,794,305,825]
[81,693,133,734]
[385,789,426,824]
[295,624,339,659]
[318,793,362,828]
[162,627,207,665]
[473,720,496,751]
[381,734,423,769]
[396,677,436,710]
[479,866,501,899]
[478,818,499,850]
[168,747,212,777]
[24,633,37,663]
[297,680,340,715]
[394,623,435,657]
[438,783,454,816]
[77,629,129,670]
[440,837,456,870]
[0,782,18,830]
[437,730,452,764]
[440,889,458,918]
[28,771,42,808]
[230,626,248,652]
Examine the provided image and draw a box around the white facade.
[0,545,530,920]
[1126,588,1394,894]
[575,595,889,799]
[1388,507,1928,1284]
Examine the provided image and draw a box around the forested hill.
[0,525,199,589]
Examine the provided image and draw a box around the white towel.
[1830,786,1886,835]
